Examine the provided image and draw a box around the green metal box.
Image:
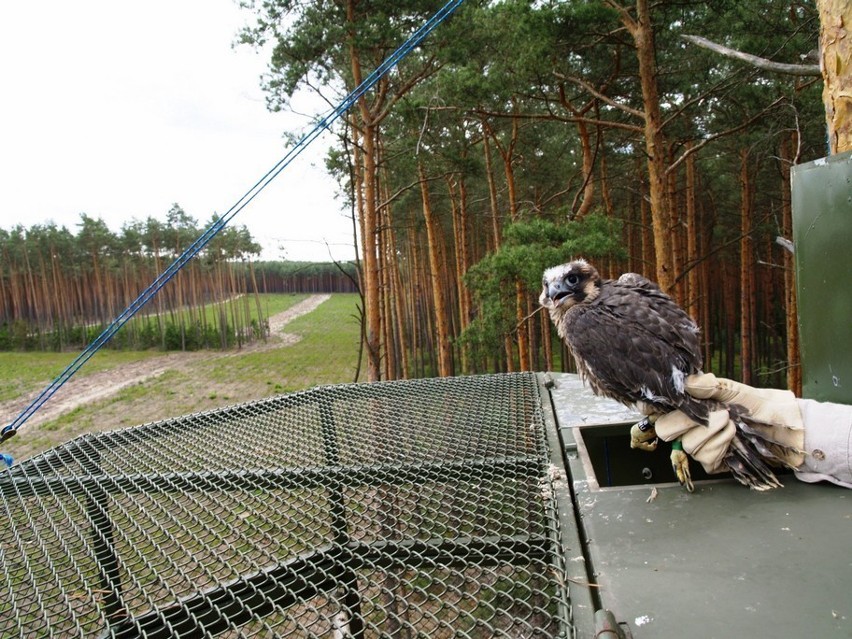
[791,150,852,403]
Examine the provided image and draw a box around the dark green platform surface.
[576,480,851,638]
[545,373,852,638]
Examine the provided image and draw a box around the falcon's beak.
[551,287,571,304]
[540,283,569,309]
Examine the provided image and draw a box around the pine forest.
[1,1,839,394]
[0,207,362,349]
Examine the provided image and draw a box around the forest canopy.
[1,1,828,392]
[237,0,823,389]
[0,207,355,351]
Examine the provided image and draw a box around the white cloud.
[0,0,355,262]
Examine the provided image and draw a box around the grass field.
[117,290,312,342]
[0,293,364,462]
[0,350,167,404]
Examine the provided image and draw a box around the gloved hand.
[682,373,804,431]
[655,373,806,474]
[652,373,852,490]
[656,407,737,474]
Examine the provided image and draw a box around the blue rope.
[1,0,466,449]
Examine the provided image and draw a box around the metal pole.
[319,392,365,638]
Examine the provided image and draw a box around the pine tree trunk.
[573,119,596,218]
[174,240,186,350]
[249,261,264,341]
[408,239,422,378]
[484,108,520,221]
[609,0,674,291]
[558,85,597,218]
[482,120,503,249]
[387,221,410,379]
[347,0,384,381]
[526,295,538,370]
[779,134,802,394]
[504,118,519,221]
[151,238,165,348]
[639,167,656,277]
[515,280,530,372]
[685,143,700,322]
[668,147,686,306]
[629,203,639,275]
[481,120,514,369]
[379,207,396,380]
[817,0,852,153]
[541,310,553,371]
[228,262,240,349]
[448,175,472,374]
[36,254,50,348]
[599,132,615,218]
[359,122,382,380]
[51,249,67,348]
[739,148,754,385]
[701,194,717,368]
[419,162,453,377]
[723,259,738,379]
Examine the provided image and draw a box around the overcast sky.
[0,1,356,262]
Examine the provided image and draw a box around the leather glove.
[683,373,804,431]
[686,373,805,467]
[655,373,806,474]
[656,407,736,474]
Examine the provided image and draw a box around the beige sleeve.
[794,398,852,489]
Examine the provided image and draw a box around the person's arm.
[655,373,852,489]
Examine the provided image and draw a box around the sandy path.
[0,294,331,432]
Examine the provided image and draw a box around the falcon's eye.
[566,274,579,286]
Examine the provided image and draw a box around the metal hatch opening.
[576,422,726,489]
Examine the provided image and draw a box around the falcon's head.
[539,259,601,318]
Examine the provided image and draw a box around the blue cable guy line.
[0,0,466,453]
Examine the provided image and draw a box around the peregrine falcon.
[539,259,707,424]
[540,259,792,490]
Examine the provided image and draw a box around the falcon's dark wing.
[563,277,706,422]
[610,274,703,371]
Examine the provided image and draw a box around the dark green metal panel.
[547,373,852,638]
[791,150,852,403]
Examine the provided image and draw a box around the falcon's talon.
[670,448,694,492]
[630,420,659,452]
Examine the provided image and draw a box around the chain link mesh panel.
[1,373,576,638]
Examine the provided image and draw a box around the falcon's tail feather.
[728,403,802,469]
[724,435,784,491]
[679,395,710,428]
[722,403,800,490]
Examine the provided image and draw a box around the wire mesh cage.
[1,373,576,638]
